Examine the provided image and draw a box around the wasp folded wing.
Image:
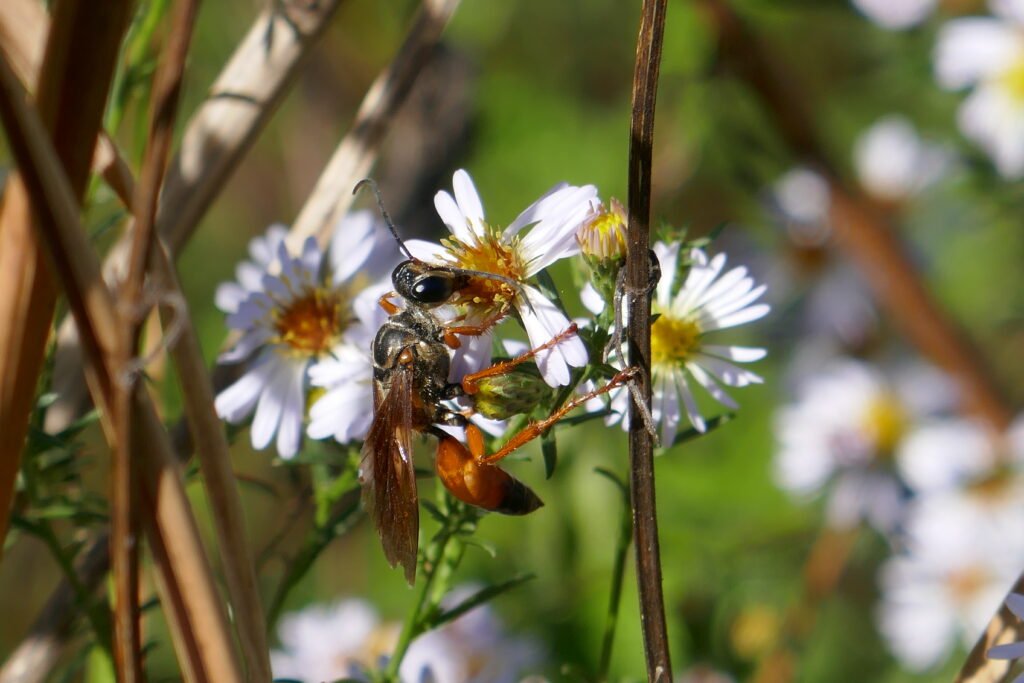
[360,365,419,584]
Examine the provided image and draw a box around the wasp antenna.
[354,178,414,260]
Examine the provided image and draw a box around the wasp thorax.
[473,363,554,420]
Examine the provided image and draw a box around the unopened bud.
[577,198,627,262]
[473,363,554,420]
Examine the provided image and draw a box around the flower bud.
[472,363,554,420]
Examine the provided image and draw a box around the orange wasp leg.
[442,306,511,349]
[459,323,580,396]
[476,366,641,466]
[378,291,401,315]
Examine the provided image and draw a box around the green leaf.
[665,413,735,449]
[430,574,536,629]
[541,428,557,479]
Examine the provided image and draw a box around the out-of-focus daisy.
[214,213,395,459]
[774,359,956,532]
[853,116,950,202]
[270,590,542,683]
[214,224,287,314]
[589,241,769,443]
[987,593,1024,672]
[852,0,938,29]
[878,494,1024,670]
[771,167,831,248]
[405,169,596,387]
[935,2,1024,177]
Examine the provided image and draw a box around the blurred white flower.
[405,169,595,387]
[214,213,395,459]
[677,665,736,683]
[851,0,938,29]
[935,2,1024,177]
[772,167,831,247]
[853,116,950,201]
[270,589,542,683]
[589,242,769,443]
[986,593,1024,672]
[878,491,1024,670]
[774,359,956,532]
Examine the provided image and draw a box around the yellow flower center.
[650,312,702,367]
[577,198,627,260]
[730,605,781,660]
[947,565,990,606]
[442,228,527,315]
[1001,58,1024,102]
[272,286,347,357]
[860,393,907,457]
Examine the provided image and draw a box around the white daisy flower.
[935,1,1024,177]
[270,589,542,683]
[852,0,938,29]
[774,359,956,532]
[214,213,396,459]
[214,223,287,315]
[987,593,1024,673]
[588,241,769,444]
[878,491,1024,670]
[853,116,950,201]
[404,169,596,387]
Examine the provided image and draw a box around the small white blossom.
[935,1,1024,177]
[405,169,595,387]
[772,167,831,247]
[853,116,950,201]
[589,242,769,444]
[852,0,938,29]
[775,359,957,532]
[214,212,395,458]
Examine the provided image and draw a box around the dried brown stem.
[627,0,671,681]
[47,0,346,433]
[0,0,135,206]
[0,51,243,683]
[288,0,463,249]
[0,0,133,561]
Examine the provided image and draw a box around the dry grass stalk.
[0,0,136,206]
[47,0,346,433]
[0,52,244,682]
[288,0,463,249]
[626,0,672,680]
[0,0,133,559]
[111,1,202,678]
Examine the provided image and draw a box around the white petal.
[215,282,248,314]
[958,84,1024,178]
[674,368,704,435]
[449,331,494,383]
[993,0,1024,24]
[989,641,1024,660]
[1008,593,1024,620]
[434,191,476,244]
[251,358,302,451]
[215,356,275,423]
[693,353,764,388]
[934,18,1024,89]
[652,241,680,309]
[275,363,308,459]
[688,362,739,409]
[330,210,378,283]
[404,239,453,264]
[517,185,598,272]
[218,329,272,364]
[580,282,605,315]
[504,181,570,236]
[517,286,587,387]
[674,250,725,314]
[703,302,771,331]
[701,344,767,363]
[452,169,485,227]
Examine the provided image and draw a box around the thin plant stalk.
[0,51,244,682]
[626,0,672,680]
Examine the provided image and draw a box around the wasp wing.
[360,365,419,584]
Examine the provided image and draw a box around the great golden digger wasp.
[355,180,640,584]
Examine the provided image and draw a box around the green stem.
[384,502,472,680]
[598,481,633,681]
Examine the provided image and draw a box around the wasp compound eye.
[411,274,455,304]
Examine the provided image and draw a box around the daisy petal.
[276,363,307,459]
[434,191,476,244]
[653,241,680,309]
[504,182,570,237]
[215,356,275,423]
[452,169,485,228]
[988,642,1024,660]
[702,344,767,363]
[518,286,587,387]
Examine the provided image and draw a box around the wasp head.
[392,260,469,308]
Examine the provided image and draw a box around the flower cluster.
[215,170,771,459]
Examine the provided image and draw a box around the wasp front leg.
[378,291,402,315]
[459,323,580,395]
